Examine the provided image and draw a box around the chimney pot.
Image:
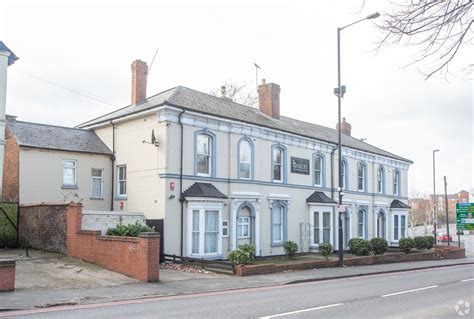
[336,117,352,136]
[131,59,148,105]
[258,81,280,119]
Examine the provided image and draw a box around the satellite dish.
[151,129,156,145]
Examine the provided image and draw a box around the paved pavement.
[0,256,472,312]
[1,264,473,318]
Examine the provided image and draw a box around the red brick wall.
[0,261,15,291]
[66,203,160,282]
[19,203,68,254]
[2,127,19,202]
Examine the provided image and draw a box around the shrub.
[283,240,298,258]
[318,242,333,259]
[414,236,429,250]
[370,237,388,255]
[348,238,371,256]
[238,244,256,260]
[228,245,256,265]
[106,221,154,237]
[399,237,415,254]
[424,236,435,249]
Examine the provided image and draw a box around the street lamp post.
[336,12,380,268]
[432,149,439,244]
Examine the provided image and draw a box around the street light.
[433,149,440,244]
[335,12,380,268]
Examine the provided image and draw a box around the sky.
[0,0,472,197]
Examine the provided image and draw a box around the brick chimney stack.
[336,117,352,136]
[131,59,148,105]
[258,79,280,119]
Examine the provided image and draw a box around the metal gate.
[146,219,164,262]
[0,202,19,247]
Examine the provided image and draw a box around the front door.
[237,206,253,247]
[341,211,350,249]
[377,211,386,239]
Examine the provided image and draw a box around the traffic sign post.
[456,203,474,231]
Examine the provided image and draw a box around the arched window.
[238,138,253,180]
[272,145,286,183]
[393,170,400,195]
[313,154,324,187]
[195,131,215,177]
[377,166,385,194]
[357,162,367,192]
[342,159,348,190]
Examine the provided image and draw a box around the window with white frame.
[358,163,366,191]
[377,166,384,194]
[222,220,229,237]
[358,209,366,238]
[393,213,407,241]
[188,206,222,256]
[272,147,285,183]
[237,217,250,238]
[341,160,347,190]
[91,169,103,198]
[196,133,213,176]
[271,205,284,244]
[239,139,252,179]
[62,160,77,187]
[393,170,400,195]
[312,210,332,245]
[313,155,323,187]
[117,165,127,197]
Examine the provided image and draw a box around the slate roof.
[306,191,337,204]
[0,41,19,66]
[390,199,411,209]
[182,182,228,199]
[78,86,412,163]
[7,118,112,155]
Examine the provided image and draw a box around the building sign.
[291,157,310,175]
[456,203,474,231]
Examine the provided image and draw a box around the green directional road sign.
[456,203,474,231]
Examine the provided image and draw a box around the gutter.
[110,120,116,211]
[178,110,186,256]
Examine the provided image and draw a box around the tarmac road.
[3,264,473,319]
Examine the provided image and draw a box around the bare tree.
[376,0,473,79]
[209,81,258,108]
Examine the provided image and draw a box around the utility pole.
[432,149,439,243]
[444,176,450,246]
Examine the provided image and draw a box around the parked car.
[437,232,453,242]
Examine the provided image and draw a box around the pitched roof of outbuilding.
[0,41,19,66]
[182,182,228,199]
[306,191,337,204]
[78,86,412,163]
[390,199,411,209]
[7,117,112,155]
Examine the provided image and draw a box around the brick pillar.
[131,60,148,105]
[0,260,15,291]
[258,79,281,119]
[66,202,83,255]
[139,232,160,282]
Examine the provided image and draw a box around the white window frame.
[90,168,104,199]
[272,147,284,183]
[222,220,229,238]
[377,166,384,194]
[313,155,323,187]
[117,165,127,197]
[237,217,250,239]
[62,159,77,187]
[392,211,408,242]
[238,140,252,180]
[196,134,212,177]
[186,202,223,258]
[357,209,366,239]
[357,163,366,192]
[309,206,334,247]
[271,205,284,244]
[393,170,400,196]
[341,160,347,190]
